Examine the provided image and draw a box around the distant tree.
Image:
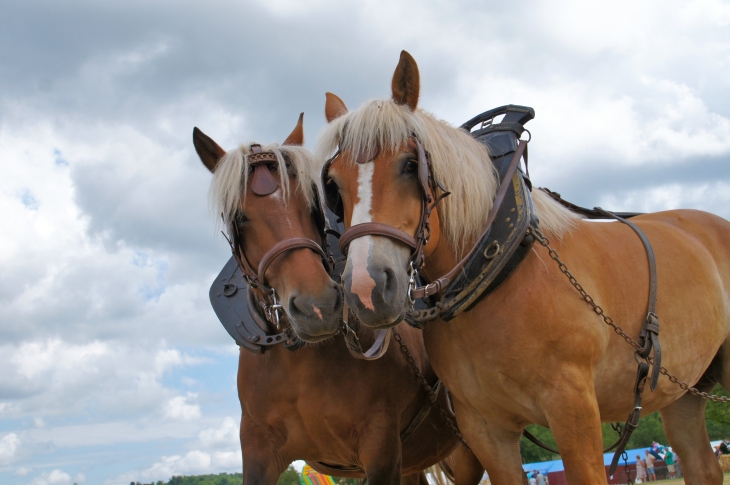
[520,412,673,463]
[334,477,361,485]
[705,384,730,441]
[278,466,301,485]
[520,424,560,463]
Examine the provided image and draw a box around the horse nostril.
[288,294,306,321]
[330,281,343,313]
[382,267,398,303]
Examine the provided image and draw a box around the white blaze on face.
[349,162,376,311]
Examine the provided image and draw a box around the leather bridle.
[225,144,334,329]
[322,137,450,293]
[321,135,529,305]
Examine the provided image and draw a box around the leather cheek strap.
[257,237,328,284]
[339,222,417,255]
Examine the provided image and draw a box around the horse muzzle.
[285,280,343,342]
[341,237,410,328]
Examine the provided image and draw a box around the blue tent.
[522,446,664,474]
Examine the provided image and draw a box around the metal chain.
[392,329,473,452]
[623,451,633,485]
[530,227,730,403]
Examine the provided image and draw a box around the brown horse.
[193,115,484,485]
[320,51,730,484]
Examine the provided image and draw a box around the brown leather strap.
[257,237,327,284]
[248,151,280,197]
[411,139,528,299]
[341,305,393,360]
[400,380,442,444]
[339,222,417,254]
[594,207,661,391]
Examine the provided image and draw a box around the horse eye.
[403,159,418,174]
[234,211,248,225]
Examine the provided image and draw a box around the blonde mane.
[209,143,320,225]
[317,99,581,256]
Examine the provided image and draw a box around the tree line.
[520,384,730,463]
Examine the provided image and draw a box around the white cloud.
[164,394,201,421]
[0,433,19,465]
[14,467,32,476]
[32,469,71,485]
[12,340,108,380]
[111,450,241,484]
[598,181,730,218]
[112,451,212,484]
[198,417,239,449]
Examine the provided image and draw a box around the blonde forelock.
[209,143,319,228]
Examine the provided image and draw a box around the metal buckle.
[407,261,418,306]
[263,288,284,330]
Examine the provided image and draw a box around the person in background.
[674,450,683,478]
[636,454,648,483]
[645,450,657,482]
[536,470,547,485]
[665,447,676,478]
[720,439,730,455]
[529,471,537,485]
[649,441,662,460]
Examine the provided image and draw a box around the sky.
[1,0,729,484]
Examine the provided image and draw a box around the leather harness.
[320,105,538,325]
[320,105,662,475]
[210,107,663,473]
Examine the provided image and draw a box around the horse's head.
[320,52,498,329]
[196,114,342,342]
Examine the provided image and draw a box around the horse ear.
[325,92,348,122]
[391,50,420,111]
[193,127,226,173]
[283,112,305,146]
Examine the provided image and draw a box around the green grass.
[657,473,730,484]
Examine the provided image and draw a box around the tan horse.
[194,115,485,485]
[320,51,730,484]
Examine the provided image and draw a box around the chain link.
[392,330,473,452]
[530,227,730,404]
[623,451,633,485]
